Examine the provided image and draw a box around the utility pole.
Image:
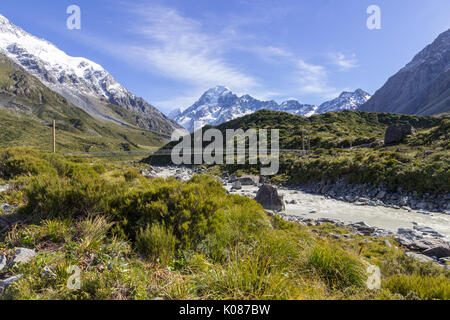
[52,120,56,153]
[302,130,305,152]
[308,134,311,153]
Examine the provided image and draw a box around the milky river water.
[154,168,450,241]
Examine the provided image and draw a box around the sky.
[1,0,449,114]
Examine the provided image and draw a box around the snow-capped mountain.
[172,86,370,131]
[0,14,179,134]
[316,89,371,114]
[172,86,317,132]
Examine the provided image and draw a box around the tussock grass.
[0,148,448,300]
[308,244,366,290]
[136,224,176,264]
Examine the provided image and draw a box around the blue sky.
[1,0,449,114]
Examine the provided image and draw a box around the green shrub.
[136,223,176,264]
[384,274,450,300]
[123,169,139,182]
[308,244,366,290]
[0,148,57,179]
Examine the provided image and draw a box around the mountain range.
[0,14,179,135]
[171,86,371,131]
[0,11,448,143]
[360,28,450,116]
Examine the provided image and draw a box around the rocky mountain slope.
[172,86,370,131]
[360,29,450,115]
[0,53,167,153]
[0,13,179,135]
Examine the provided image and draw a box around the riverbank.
[146,165,450,268]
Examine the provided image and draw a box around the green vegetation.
[146,110,450,194]
[0,148,448,300]
[0,54,168,155]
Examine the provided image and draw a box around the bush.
[308,244,366,290]
[0,148,57,179]
[384,274,450,300]
[136,223,176,264]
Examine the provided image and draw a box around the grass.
[146,110,449,194]
[384,274,450,300]
[0,148,449,300]
[307,244,366,290]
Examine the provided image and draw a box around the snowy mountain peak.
[317,89,371,114]
[204,85,232,96]
[172,87,371,132]
[0,13,179,133]
[171,87,319,132]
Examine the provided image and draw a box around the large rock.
[231,181,242,190]
[0,275,22,294]
[0,203,17,213]
[384,124,417,144]
[0,255,6,272]
[10,248,36,266]
[422,245,450,259]
[238,175,260,186]
[255,185,285,211]
[406,252,434,263]
[396,235,450,254]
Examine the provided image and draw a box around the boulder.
[0,275,22,294]
[10,248,36,266]
[0,203,17,213]
[406,252,434,263]
[0,255,6,272]
[413,225,444,238]
[231,181,242,190]
[238,175,260,186]
[421,245,450,259]
[384,124,417,145]
[41,266,57,279]
[376,190,386,199]
[439,257,450,264]
[255,185,285,211]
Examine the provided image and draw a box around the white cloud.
[329,52,359,70]
[295,59,338,97]
[63,5,354,108]
[127,6,258,91]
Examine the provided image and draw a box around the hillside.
[360,29,450,115]
[0,14,180,134]
[145,110,449,194]
[0,54,168,153]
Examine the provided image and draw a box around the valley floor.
[0,149,449,300]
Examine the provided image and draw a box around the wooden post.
[308,133,311,153]
[302,131,305,152]
[52,120,56,153]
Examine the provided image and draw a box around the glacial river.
[154,167,450,241]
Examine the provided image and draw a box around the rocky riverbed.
[142,166,450,268]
